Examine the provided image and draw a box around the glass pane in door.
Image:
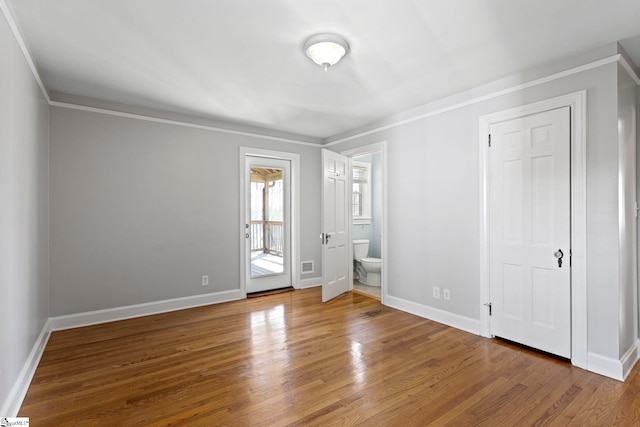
[250,167,285,278]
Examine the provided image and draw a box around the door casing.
[239,147,300,296]
[479,91,587,368]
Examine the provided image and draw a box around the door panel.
[245,157,291,293]
[489,106,571,358]
[322,149,349,302]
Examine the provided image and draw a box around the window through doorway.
[352,161,371,225]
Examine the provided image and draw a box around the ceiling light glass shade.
[304,34,349,71]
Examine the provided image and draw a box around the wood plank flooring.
[20,287,640,426]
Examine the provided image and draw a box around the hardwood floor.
[20,287,640,426]
[353,282,381,300]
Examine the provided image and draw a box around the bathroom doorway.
[341,142,387,302]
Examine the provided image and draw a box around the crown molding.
[325,54,625,146]
[618,54,640,85]
[0,0,50,103]
[49,100,323,147]
[1,0,322,147]
[4,0,639,148]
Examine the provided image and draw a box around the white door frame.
[239,147,300,296]
[341,141,388,304]
[479,91,587,368]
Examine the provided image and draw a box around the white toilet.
[353,239,382,287]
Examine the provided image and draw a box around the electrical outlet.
[202,275,209,286]
[443,289,451,300]
[433,286,440,299]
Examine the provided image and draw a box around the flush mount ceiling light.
[303,33,350,71]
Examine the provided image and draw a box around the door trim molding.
[239,147,301,296]
[341,141,388,304]
[479,91,587,369]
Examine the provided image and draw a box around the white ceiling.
[6,0,640,140]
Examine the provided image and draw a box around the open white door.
[489,106,571,358]
[322,149,350,302]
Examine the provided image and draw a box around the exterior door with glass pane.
[245,156,291,293]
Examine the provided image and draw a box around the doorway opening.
[341,142,387,303]
[351,153,382,300]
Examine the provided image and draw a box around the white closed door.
[489,106,571,358]
[321,149,349,302]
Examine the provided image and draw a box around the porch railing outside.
[251,221,284,255]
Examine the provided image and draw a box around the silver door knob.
[554,249,564,268]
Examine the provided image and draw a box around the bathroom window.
[352,161,371,225]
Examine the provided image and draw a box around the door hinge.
[488,134,491,147]
[484,302,492,316]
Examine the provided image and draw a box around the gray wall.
[0,14,49,414]
[329,59,632,361]
[352,225,372,243]
[49,107,322,316]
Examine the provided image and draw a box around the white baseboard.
[621,340,640,379]
[50,289,244,331]
[2,319,52,417]
[587,352,625,381]
[10,288,636,418]
[297,277,321,289]
[4,290,243,415]
[384,294,481,336]
[385,295,639,383]
[588,340,640,382]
